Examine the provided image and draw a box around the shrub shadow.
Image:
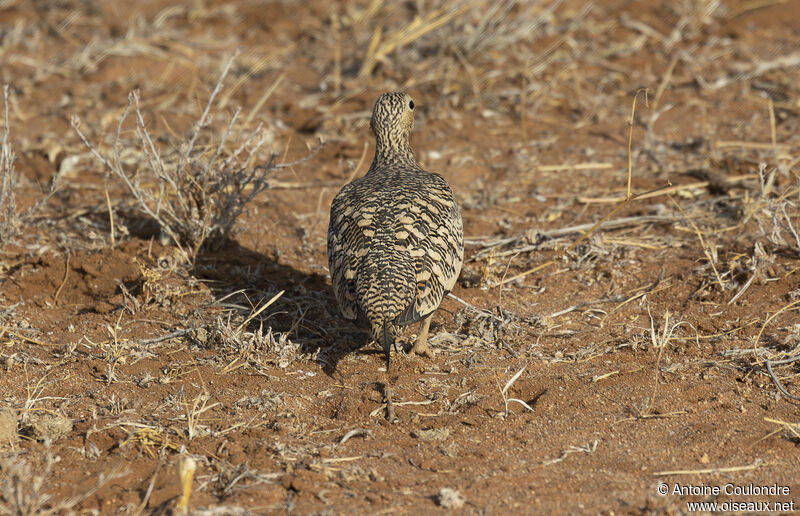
[192,237,374,375]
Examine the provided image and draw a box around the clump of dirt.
[412,427,450,441]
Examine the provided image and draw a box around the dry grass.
[347,0,564,85]
[496,365,535,417]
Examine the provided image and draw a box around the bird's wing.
[327,184,364,320]
[395,173,464,325]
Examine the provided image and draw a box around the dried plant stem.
[346,141,370,185]
[768,98,777,150]
[0,325,50,346]
[332,14,342,95]
[627,89,650,200]
[246,71,285,124]
[579,174,756,204]
[53,252,70,303]
[653,55,678,109]
[654,461,763,476]
[182,51,239,169]
[104,180,115,247]
[764,417,800,439]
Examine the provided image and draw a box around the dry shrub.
[72,55,320,260]
[0,84,56,252]
[752,162,800,252]
[0,85,16,248]
[0,455,53,516]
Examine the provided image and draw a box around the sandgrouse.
[327,92,464,369]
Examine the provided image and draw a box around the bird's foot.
[408,336,435,359]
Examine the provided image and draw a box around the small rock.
[0,408,18,445]
[437,487,465,509]
[29,413,73,442]
[412,427,450,441]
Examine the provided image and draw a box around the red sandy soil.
[1,0,799,514]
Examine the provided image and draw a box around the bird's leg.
[408,314,435,358]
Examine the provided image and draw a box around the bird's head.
[370,91,415,146]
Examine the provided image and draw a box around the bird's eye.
[408,100,414,110]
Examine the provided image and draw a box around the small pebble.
[438,487,465,509]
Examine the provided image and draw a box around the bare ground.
[1,0,799,514]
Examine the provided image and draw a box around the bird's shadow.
[191,237,376,376]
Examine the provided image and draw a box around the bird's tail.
[356,256,414,369]
[381,320,392,371]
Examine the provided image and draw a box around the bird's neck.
[370,138,418,172]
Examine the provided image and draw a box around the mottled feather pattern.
[327,92,464,367]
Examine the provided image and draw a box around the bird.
[327,92,464,370]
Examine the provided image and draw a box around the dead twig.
[654,460,763,476]
[52,252,70,303]
[538,440,599,467]
[627,89,649,199]
[337,428,372,447]
[763,354,800,402]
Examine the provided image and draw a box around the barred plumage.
[327,92,464,369]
